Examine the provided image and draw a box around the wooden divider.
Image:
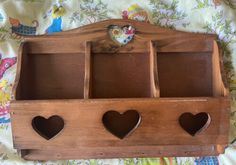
[84,42,92,99]
[149,41,160,97]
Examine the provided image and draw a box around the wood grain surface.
[11,19,229,159]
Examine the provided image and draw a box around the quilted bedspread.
[1,0,236,164]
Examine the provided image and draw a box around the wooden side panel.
[10,98,229,150]
[13,43,25,99]
[212,41,229,96]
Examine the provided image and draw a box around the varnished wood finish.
[11,19,230,160]
[11,98,229,159]
[91,52,151,98]
[84,42,91,99]
[16,52,85,99]
[212,41,228,96]
[150,41,160,97]
[21,144,226,160]
[157,52,213,97]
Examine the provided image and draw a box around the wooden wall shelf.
[10,19,230,160]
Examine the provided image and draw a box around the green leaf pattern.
[149,0,189,29]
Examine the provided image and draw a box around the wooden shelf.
[11,19,230,160]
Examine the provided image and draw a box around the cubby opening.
[91,52,151,98]
[157,52,213,97]
[16,44,85,100]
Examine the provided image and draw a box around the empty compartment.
[157,52,213,97]
[91,53,151,98]
[16,44,85,100]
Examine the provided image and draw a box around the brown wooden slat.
[150,41,160,97]
[21,144,226,160]
[26,36,213,54]
[84,42,92,99]
[154,38,213,52]
[25,39,85,54]
[11,98,229,150]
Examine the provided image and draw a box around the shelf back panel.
[91,53,151,98]
[157,52,213,97]
[16,53,85,100]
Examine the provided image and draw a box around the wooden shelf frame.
[10,19,230,160]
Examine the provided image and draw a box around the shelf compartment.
[157,52,213,97]
[15,43,85,100]
[91,52,151,98]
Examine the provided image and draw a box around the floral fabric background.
[0,0,236,164]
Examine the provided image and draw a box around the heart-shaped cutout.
[179,112,211,136]
[102,110,141,139]
[32,115,64,140]
[108,25,135,46]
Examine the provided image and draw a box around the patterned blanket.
[0,0,236,164]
